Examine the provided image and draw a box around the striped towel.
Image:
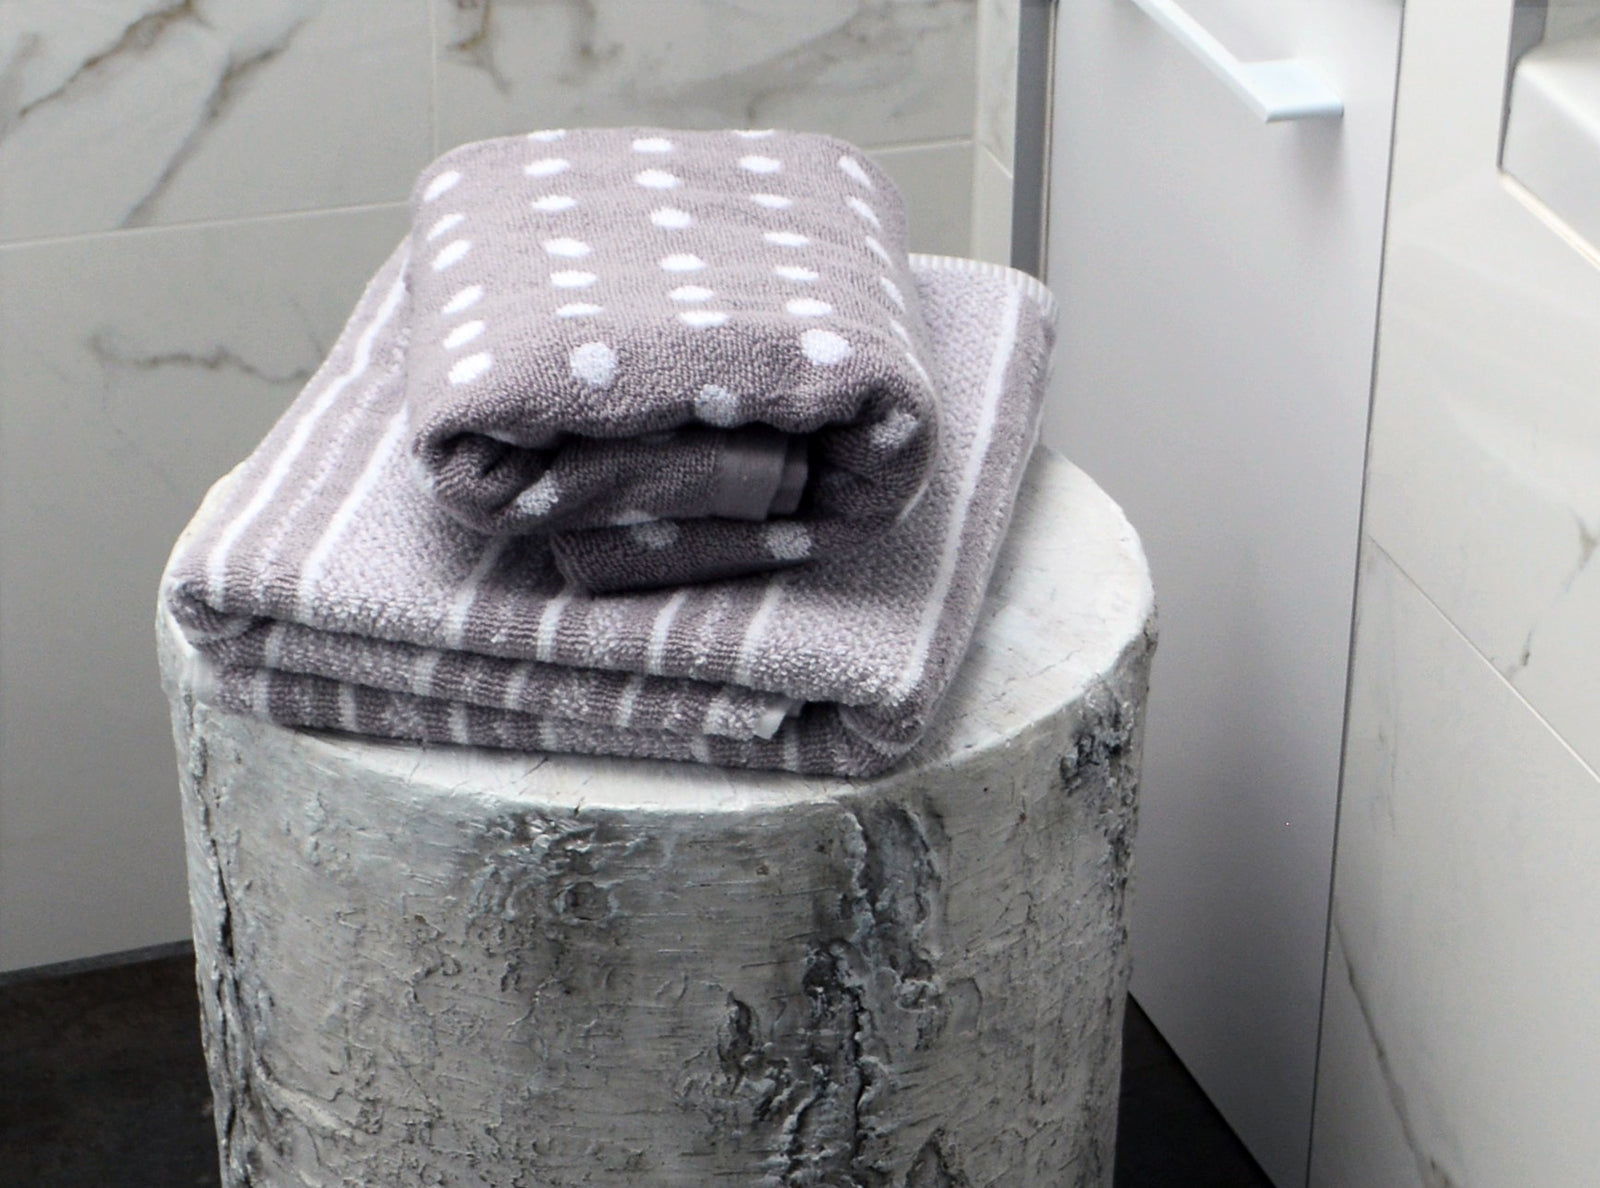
[161,247,1055,777]
[406,128,940,593]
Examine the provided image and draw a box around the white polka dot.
[750,193,793,210]
[871,409,920,450]
[880,276,906,311]
[847,196,881,228]
[432,239,472,271]
[527,128,566,142]
[680,310,730,329]
[775,266,819,286]
[443,320,485,349]
[631,520,680,550]
[694,384,740,425]
[556,302,604,318]
[838,155,874,189]
[449,352,493,385]
[863,236,893,265]
[570,342,618,388]
[669,285,715,303]
[542,237,591,258]
[660,253,706,273]
[636,169,681,189]
[651,207,694,230]
[531,194,578,213]
[764,522,812,561]
[733,128,775,139]
[423,170,461,202]
[905,351,934,388]
[525,157,570,178]
[550,270,597,288]
[443,285,483,315]
[739,155,782,174]
[632,136,674,153]
[888,318,912,345]
[801,329,851,366]
[786,298,832,317]
[426,212,464,241]
[764,230,809,248]
[514,473,562,517]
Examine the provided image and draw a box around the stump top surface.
[162,447,1153,812]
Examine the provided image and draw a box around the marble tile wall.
[1311,1,1600,1181]
[971,0,1019,264]
[1312,545,1600,1187]
[0,0,982,971]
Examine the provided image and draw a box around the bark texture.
[159,451,1154,1187]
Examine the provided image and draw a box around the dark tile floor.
[1,949,1272,1187]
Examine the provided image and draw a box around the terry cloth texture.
[405,127,941,593]
[162,248,1056,778]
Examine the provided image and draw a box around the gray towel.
[161,248,1055,778]
[404,128,940,592]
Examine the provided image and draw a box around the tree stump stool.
[157,447,1155,1188]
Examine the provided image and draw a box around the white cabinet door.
[1041,2,1402,1182]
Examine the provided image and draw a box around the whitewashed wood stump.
[158,447,1155,1188]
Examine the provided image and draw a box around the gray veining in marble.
[1331,921,1461,1188]
[0,0,432,243]
[1311,541,1600,1187]
[433,0,977,153]
[0,206,407,970]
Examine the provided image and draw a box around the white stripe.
[731,577,787,687]
[782,726,801,773]
[689,735,713,764]
[206,261,408,593]
[614,674,645,728]
[251,669,274,717]
[502,662,534,710]
[646,588,692,674]
[448,703,470,745]
[337,685,359,732]
[538,720,560,751]
[293,408,410,621]
[700,688,731,736]
[413,651,443,698]
[890,285,1023,700]
[535,588,574,663]
[262,621,287,669]
[444,539,508,648]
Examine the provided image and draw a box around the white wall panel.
[1044,1,1402,1181]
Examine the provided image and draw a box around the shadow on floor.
[1,951,1272,1187]
[0,953,217,1187]
[1115,999,1275,1188]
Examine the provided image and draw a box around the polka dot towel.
[402,127,941,592]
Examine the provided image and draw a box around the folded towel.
[161,248,1054,778]
[404,128,941,592]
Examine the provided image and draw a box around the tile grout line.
[1365,535,1600,786]
[0,201,413,254]
[0,133,980,256]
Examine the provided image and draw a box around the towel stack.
[162,128,1057,777]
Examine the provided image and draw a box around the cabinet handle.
[1124,0,1343,122]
